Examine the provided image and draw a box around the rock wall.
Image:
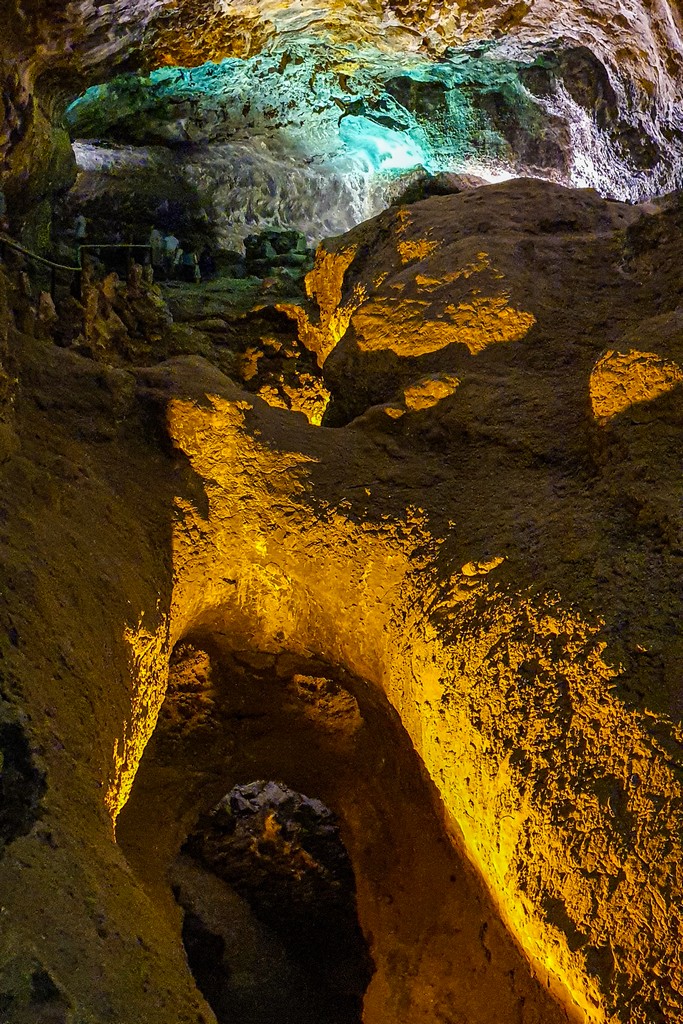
[58,36,683,248]
[1,178,683,1022]
[3,1,683,1021]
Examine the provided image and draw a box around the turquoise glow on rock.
[65,34,683,247]
[338,116,431,174]
[64,41,566,246]
[64,41,541,175]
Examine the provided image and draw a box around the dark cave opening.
[115,640,382,1022]
[175,780,372,1024]
[179,913,228,1018]
[116,637,569,1023]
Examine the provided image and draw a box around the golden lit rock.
[156,334,683,1023]
[352,292,535,356]
[108,613,170,820]
[278,245,365,367]
[3,107,683,1024]
[149,4,276,66]
[590,348,683,422]
[402,372,460,411]
[288,202,539,370]
[258,372,331,425]
[396,208,441,264]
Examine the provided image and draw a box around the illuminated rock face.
[157,182,683,1024]
[58,37,683,247]
[4,0,683,1021]
[0,178,683,1024]
[61,43,567,249]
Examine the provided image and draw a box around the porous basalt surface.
[118,639,566,1024]
[0,178,682,1024]
[177,776,372,1024]
[6,0,683,250]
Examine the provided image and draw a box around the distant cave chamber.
[177,780,372,1024]
[58,37,683,260]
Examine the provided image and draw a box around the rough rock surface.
[118,639,567,1024]
[179,778,372,1022]
[56,37,683,251]
[1,174,683,1024]
[6,0,683,249]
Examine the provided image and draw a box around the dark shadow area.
[0,720,46,852]
[176,780,372,1024]
[0,957,71,1024]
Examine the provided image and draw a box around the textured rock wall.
[118,642,568,1024]
[1,179,683,1023]
[3,1,683,1020]
[0,298,208,1022]
[57,35,683,246]
[155,182,683,1023]
[6,0,683,245]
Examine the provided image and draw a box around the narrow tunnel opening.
[175,779,372,1024]
[116,636,569,1024]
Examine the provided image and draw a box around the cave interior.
[1,1,683,1023]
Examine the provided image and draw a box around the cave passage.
[61,44,527,252]
[177,779,372,1024]
[5,2,683,1020]
[116,636,568,1024]
[58,32,679,274]
[60,39,636,264]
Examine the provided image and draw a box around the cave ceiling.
[5,0,683,245]
[16,0,683,81]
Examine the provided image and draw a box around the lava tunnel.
[178,779,372,1024]
[4,1,683,1023]
[115,638,567,1024]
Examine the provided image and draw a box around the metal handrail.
[0,234,152,272]
[0,235,153,299]
[0,233,81,272]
